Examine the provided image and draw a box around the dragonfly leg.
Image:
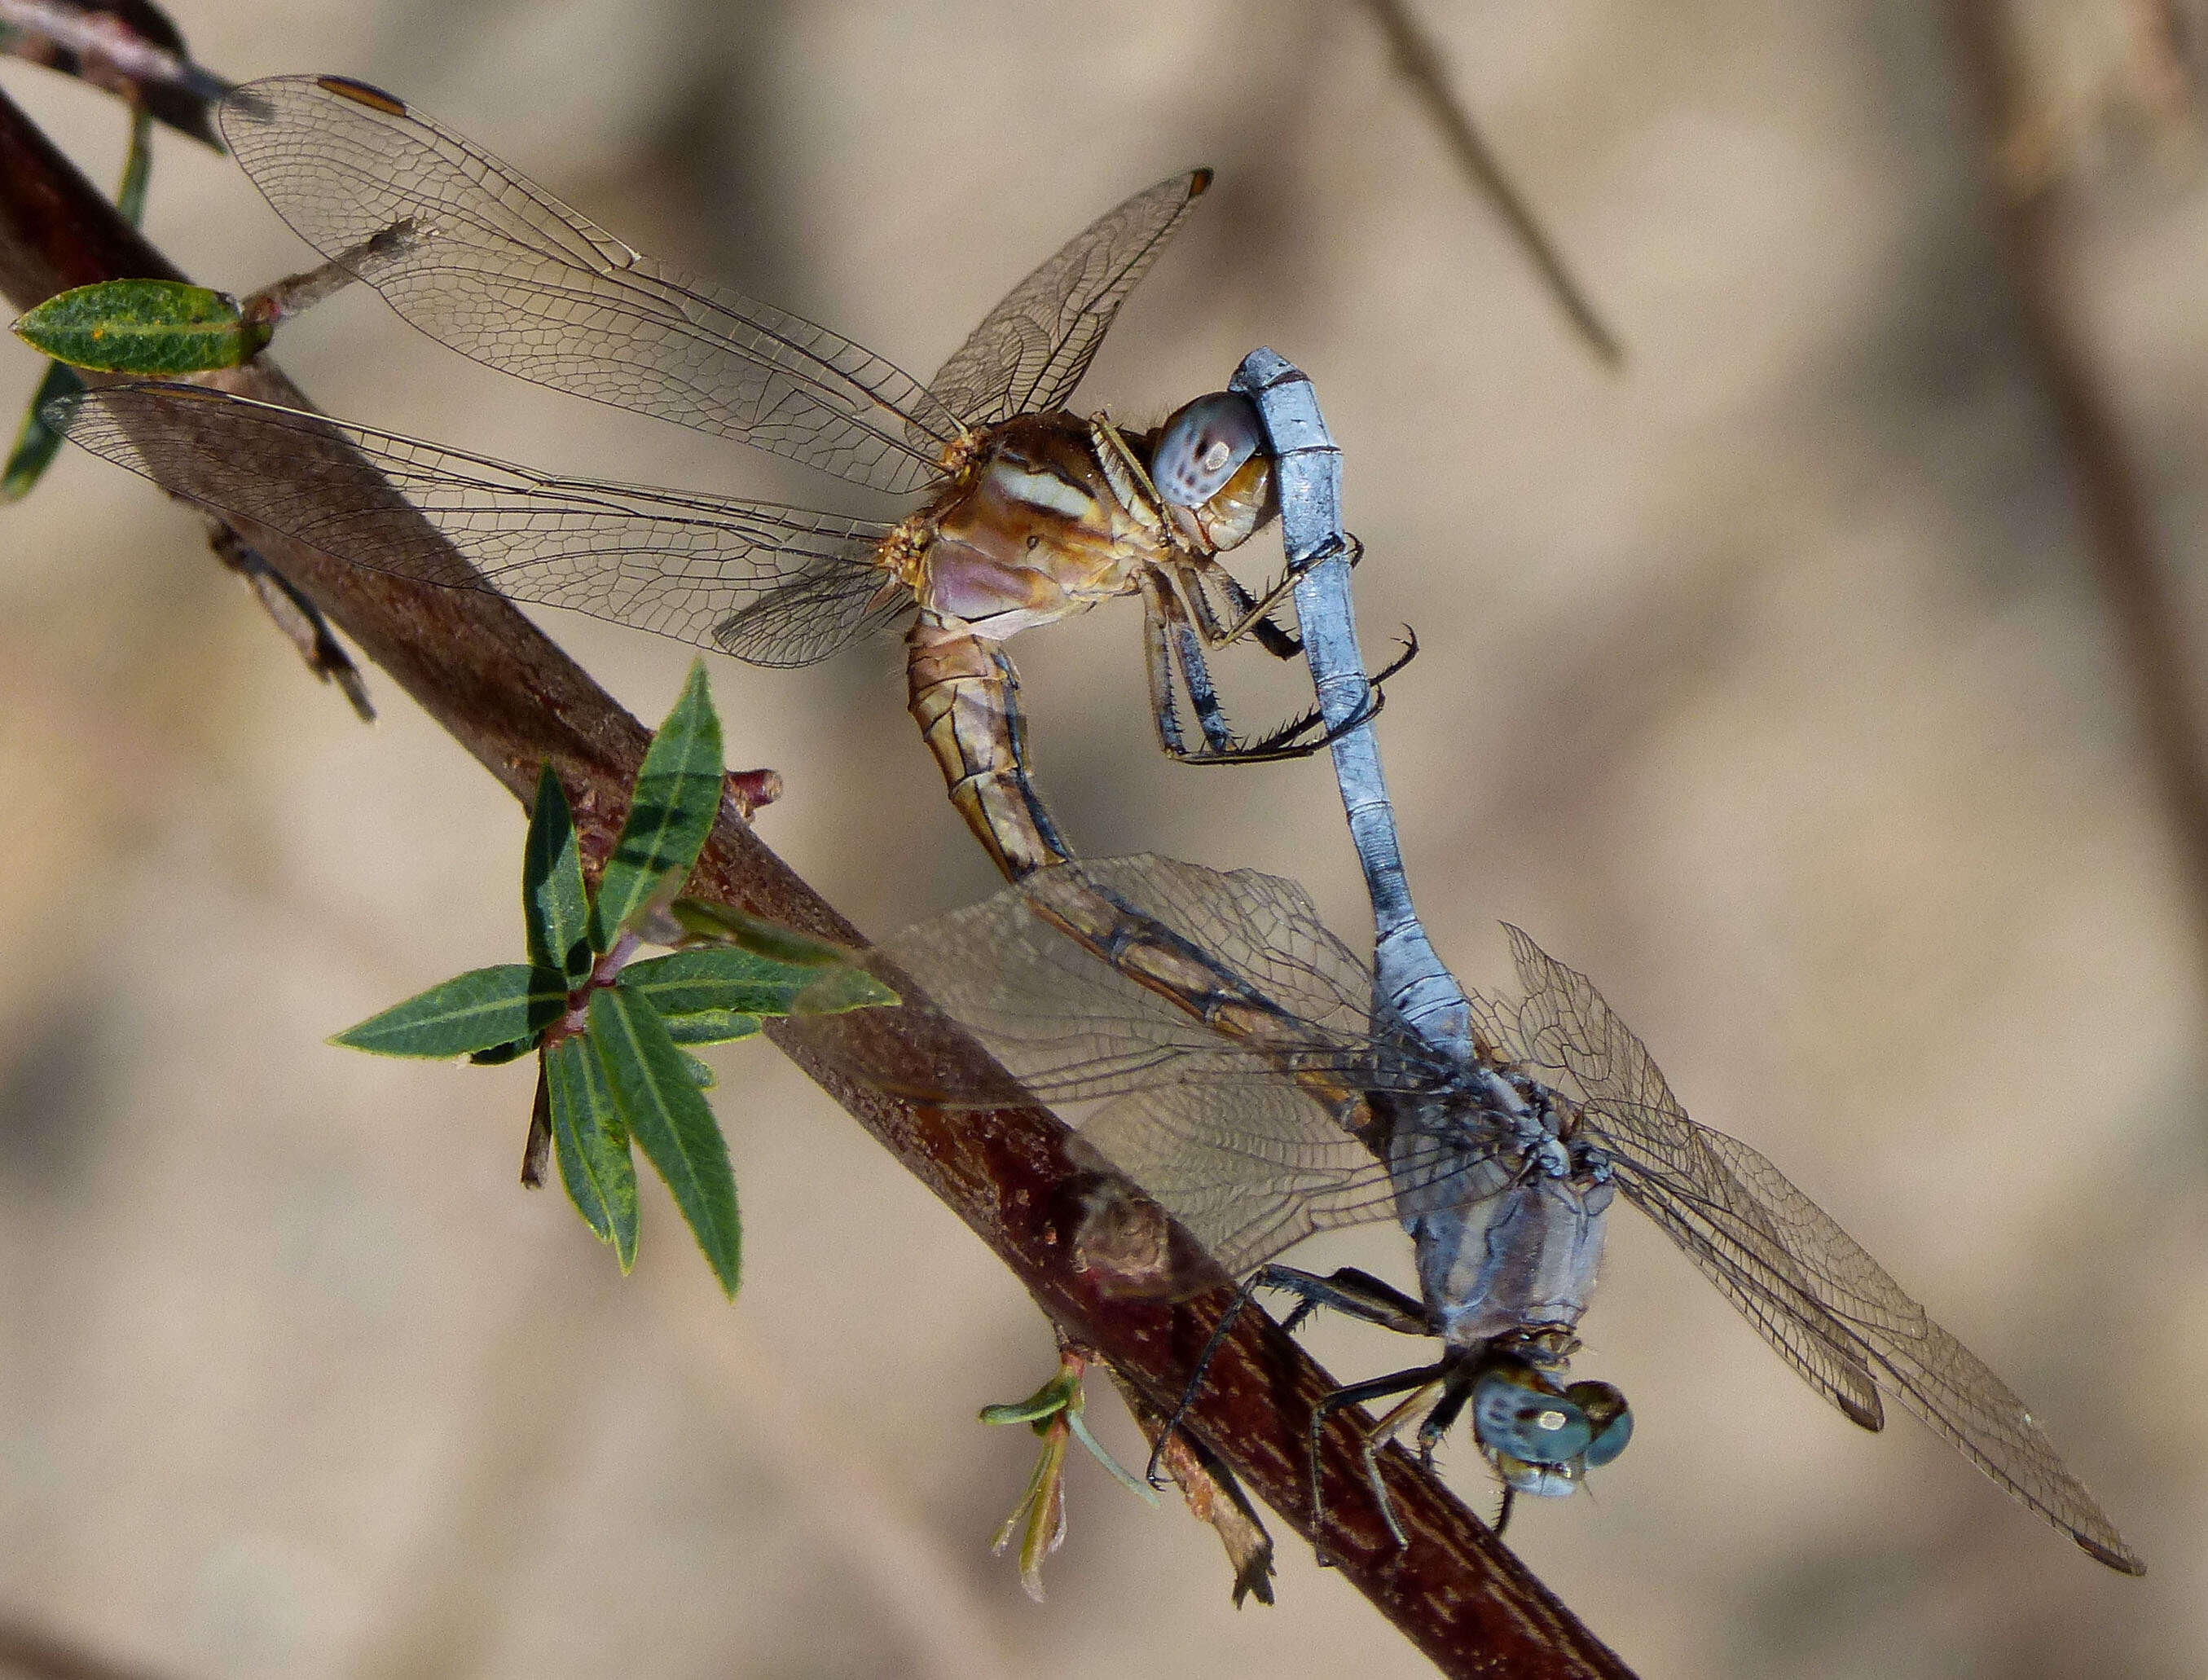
[1259,1265,1432,1339]
[1138,570,1240,756]
[1141,578,1421,767]
[1187,626,1420,767]
[1177,556,1303,659]
[1143,1263,1436,1489]
[1414,1361,1480,1472]
[1309,1361,1452,1563]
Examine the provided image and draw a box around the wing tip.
[2078,1530,2146,1576]
[314,75,409,116]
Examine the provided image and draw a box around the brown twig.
[1359,0,1623,367]
[0,84,1637,1679]
[1947,0,2208,983]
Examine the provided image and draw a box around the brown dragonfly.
[56,75,1407,880]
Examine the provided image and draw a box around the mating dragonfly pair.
[54,76,2141,1575]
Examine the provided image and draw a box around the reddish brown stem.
[0,83,1636,1679]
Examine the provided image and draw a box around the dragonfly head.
[1469,1359,1634,1498]
[1150,390,1276,553]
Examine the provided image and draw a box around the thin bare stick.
[1947,0,2208,984]
[1359,0,1624,367]
[0,84,1636,1680]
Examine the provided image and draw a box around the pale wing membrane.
[926,170,1212,431]
[56,385,899,667]
[221,76,960,495]
[882,869,1375,1104]
[887,862,1511,1270]
[1500,925,2143,1573]
[1022,855,1380,1049]
[1088,1082,1448,1277]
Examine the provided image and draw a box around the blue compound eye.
[1471,1366,1592,1467]
[1567,1380,1633,1467]
[1152,391,1263,507]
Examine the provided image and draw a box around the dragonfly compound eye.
[1471,1365,1594,1467]
[1566,1380,1633,1468]
[1152,390,1263,507]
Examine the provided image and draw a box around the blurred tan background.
[4,2,2205,1675]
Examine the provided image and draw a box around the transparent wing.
[925,170,1212,432]
[1083,1082,1503,1278]
[882,855,1380,1103]
[1498,924,2143,1574]
[220,75,961,495]
[56,384,901,668]
[882,853,1507,1273]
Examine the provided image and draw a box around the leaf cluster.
[329,663,893,1295]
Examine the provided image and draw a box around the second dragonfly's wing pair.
[863,851,2142,1575]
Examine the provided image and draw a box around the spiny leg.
[1196,626,1422,765]
[1146,1264,1437,1488]
[1309,1362,1451,1563]
[1142,581,1423,767]
[1138,570,1238,759]
[1190,531,1372,653]
[1176,556,1303,659]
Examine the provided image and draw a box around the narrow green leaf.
[522,764,592,981]
[681,1050,717,1090]
[467,1038,534,1066]
[545,1036,639,1269]
[116,107,154,226]
[332,964,566,1058]
[590,662,724,952]
[3,109,149,504]
[669,897,856,967]
[658,1009,763,1047]
[620,947,838,1018]
[588,986,740,1296]
[2,359,82,502]
[13,280,272,373]
[791,965,899,1016]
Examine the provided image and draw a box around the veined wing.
[1082,1081,1507,1278]
[55,384,902,668]
[1496,924,2144,1575]
[220,75,961,495]
[881,855,1379,1103]
[881,854,1509,1273]
[925,170,1212,433]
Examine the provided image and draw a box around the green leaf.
[2,359,82,502]
[668,897,856,967]
[467,1038,535,1066]
[13,280,272,373]
[791,964,899,1017]
[588,986,740,1297]
[115,108,154,227]
[619,947,841,1018]
[522,764,592,981]
[544,1036,638,1269]
[332,964,567,1058]
[590,662,724,952]
[4,110,151,504]
[658,1009,763,1047]
[681,1050,717,1090]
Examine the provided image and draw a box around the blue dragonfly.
[869,352,2143,1574]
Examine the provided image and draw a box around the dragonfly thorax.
[905,411,1178,640]
[1389,1088,1615,1352]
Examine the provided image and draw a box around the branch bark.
[0,82,1636,1679]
